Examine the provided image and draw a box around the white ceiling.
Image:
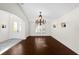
[20,3,79,21]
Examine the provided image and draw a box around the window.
[13,21,18,32]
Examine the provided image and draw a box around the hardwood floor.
[2,36,77,55]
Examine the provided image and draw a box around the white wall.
[9,14,26,39]
[0,3,29,38]
[0,10,9,42]
[51,7,79,54]
[0,10,26,42]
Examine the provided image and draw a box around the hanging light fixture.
[35,11,46,25]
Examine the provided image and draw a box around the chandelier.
[35,11,46,25]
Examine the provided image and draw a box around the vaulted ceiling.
[20,3,79,21]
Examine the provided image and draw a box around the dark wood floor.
[2,36,77,55]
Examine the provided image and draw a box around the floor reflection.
[35,37,47,52]
[10,44,23,55]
